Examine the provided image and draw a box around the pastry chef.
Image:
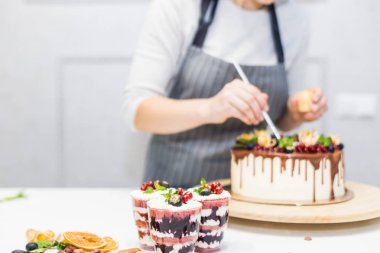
[122,0,328,187]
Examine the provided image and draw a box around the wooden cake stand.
[222,180,380,224]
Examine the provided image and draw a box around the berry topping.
[214,185,224,194]
[182,191,193,204]
[168,194,182,207]
[195,178,224,196]
[177,187,184,196]
[25,242,38,251]
[163,188,193,207]
[140,180,170,193]
[160,180,170,188]
[140,182,148,191]
[199,188,212,196]
[235,129,344,154]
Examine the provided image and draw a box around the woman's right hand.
[206,79,269,125]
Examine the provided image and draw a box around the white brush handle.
[233,62,281,140]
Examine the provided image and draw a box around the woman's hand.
[206,79,269,125]
[287,87,328,123]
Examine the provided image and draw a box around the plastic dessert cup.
[192,191,231,252]
[147,199,202,253]
[131,190,165,252]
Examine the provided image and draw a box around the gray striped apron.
[144,1,289,188]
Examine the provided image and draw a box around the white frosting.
[200,206,228,218]
[133,211,146,222]
[202,219,220,226]
[201,209,212,217]
[139,233,155,247]
[199,228,223,237]
[196,240,221,249]
[190,188,231,201]
[147,199,201,211]
[131,188,170,201]
[231,153,345,202]
[216,206,228,217]
[133,206,148,214]
[156,242,195,253]
[137,226,148,233]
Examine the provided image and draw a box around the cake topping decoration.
[234,129,344,154]
[194,178,224,196]
[163,188,193,206]
[256,130,276,148]
[140,180,170,194]
[299,130,319,147]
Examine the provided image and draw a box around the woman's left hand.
[287,87,328,123]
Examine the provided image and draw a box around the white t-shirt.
[123,0,309,130]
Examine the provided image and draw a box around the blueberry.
[200,188,212,196]
[247,144,254,150]
[12,250,26,253]
[338,143,344,150]
[25,242,38,251]
[284,148,294,154]
[328,146,335,153]
[160,180,170,188]
[168,194,182,207]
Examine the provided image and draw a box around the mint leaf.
[0,192,25,202]
[279,137,294,149]
[153,181,166,191]
[36,241,53,249]
[53,241,70,251]
[144,186,154,194]
[200,178,206,188]
[237,136,257,145]
[162,189,174,202]
[318,135,333,147]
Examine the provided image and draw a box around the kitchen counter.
[1,188,379,253]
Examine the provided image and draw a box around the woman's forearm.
[135,96,213,134]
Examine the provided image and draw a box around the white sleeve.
[122,0,185,131]
[286,19,309,96]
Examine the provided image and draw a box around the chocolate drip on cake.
[232,150,344,201]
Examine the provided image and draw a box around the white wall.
[0,0,379,187]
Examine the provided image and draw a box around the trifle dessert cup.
[131,180,171,252]
[191,179,230,252]
[147,188,202,253]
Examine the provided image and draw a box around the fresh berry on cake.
[231,130,345,204]
[191,178,230,252]
[131,180,171,251]
[147,188,202,253]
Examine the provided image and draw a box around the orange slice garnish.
[62,232,106,250]
[100,237,119,252]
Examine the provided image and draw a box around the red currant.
[210,183,217,192]
[215,182,221,187]
[177,187,184,196]
[140,183,148,191]
[182,191,193,204]
[214,185,223,194]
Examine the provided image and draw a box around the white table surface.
[1,188,379,253]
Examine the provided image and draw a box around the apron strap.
[192,1,285,64]
[268,4,285,64]
[192,0,219,48]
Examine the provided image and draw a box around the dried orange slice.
[100,237,118,252]
[62,232,106,250]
